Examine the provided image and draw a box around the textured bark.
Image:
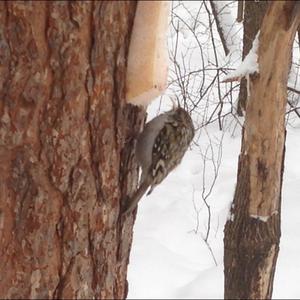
[224,2,300,299]
[0,2,144,299]
[237,0,269,116]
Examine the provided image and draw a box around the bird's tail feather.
[122,179,151,215]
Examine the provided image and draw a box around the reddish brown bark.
[224,2,300,299]
[0,2,143,299]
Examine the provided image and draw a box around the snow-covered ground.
[127,104,300,299]
[127,109,239,299]
[127,1,300,299]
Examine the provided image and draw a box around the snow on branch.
[222,32,260,83]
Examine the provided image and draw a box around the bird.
[122,106,195,215]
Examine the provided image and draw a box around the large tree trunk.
[224,2,300,299]
[0,2,143,299]
[237,0,269,116]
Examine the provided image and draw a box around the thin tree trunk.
[224,2,300,299]
[236,0,244,23]
[0,2,143,299]
[209,0,230,56]
[237,0,269,116]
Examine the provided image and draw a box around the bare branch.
[287,85,300,95]
[221,76,241,83]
